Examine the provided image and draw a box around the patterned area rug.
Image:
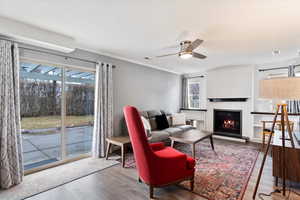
[123,140,259,200]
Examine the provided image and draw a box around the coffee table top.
[169,129,213,144]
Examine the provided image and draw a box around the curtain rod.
[258,64,300,72]
[185,75,205,79]
[0,37,116,68]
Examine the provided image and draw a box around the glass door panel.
[20,62,62,170]
[64,68,95,158]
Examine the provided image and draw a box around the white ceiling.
[1,0,300,74]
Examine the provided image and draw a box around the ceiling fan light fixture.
[179,52,192,59]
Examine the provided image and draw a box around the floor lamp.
[252,77,299,199]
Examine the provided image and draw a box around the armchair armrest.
[149,142,165,151]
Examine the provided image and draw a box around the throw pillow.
[141,116,151,137]
[155,114,170,130]
[172,113,186,126]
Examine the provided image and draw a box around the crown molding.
[76,45,182,75]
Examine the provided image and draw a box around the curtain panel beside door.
[182,77,188,109]
[0,40,23,189]
[92,63,113,158]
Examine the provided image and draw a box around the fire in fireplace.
[223,119,235,129]
[214,109,242,138]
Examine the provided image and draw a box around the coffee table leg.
[210,135,215,150]
[192,143,195,159]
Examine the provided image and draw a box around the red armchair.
[123,106,195,199]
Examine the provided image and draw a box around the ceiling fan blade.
[186,39,203,51]
[156,52,179,58]
[161,44,180,50]
[192,52,207,59]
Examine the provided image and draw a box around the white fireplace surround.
[205,65,254,139]
[206,101,253,139]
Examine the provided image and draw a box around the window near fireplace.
[188,81,200,109]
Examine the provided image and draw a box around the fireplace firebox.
[213,109,242,138]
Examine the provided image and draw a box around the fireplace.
[213,109,242,138]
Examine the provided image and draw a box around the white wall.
[207,65,253,98]
[111,58,181,135]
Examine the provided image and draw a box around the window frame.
[187,81,201,109]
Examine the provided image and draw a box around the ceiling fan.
[145,39,206,60]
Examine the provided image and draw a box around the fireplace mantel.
[208,98,248,102]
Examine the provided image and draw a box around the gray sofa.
[139,110,195,143]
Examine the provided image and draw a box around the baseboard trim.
[213,135,248,143]
[249,137,263,144]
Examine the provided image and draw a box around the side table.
[105,136,131,168]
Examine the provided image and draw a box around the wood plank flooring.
[26,141,300,200]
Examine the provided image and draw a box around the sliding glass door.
[20,60,95,171]
[64,68,95,158]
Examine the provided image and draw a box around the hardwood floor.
[26,141,300,200]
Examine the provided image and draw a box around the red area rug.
[123,139,259,200]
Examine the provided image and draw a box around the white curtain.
[0,40,23,189]
[92,63,113,158]
[287,65,300,113]
[182,77,189,109]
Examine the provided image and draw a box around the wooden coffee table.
[170,129,214,158]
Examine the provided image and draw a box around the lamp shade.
[260,77,300,100]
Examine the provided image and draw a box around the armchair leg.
[149,185,154,199]
[190,176,194,191]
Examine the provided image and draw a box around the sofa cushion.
[164,127,183,136]
[155,114,170,130]
[141,116,152,137]
[174,125,195,132]
[139,111,149,119]
[166,116,172,126]
[149,118,158,130]
[148,130,170,143]
[147,110,162,118]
